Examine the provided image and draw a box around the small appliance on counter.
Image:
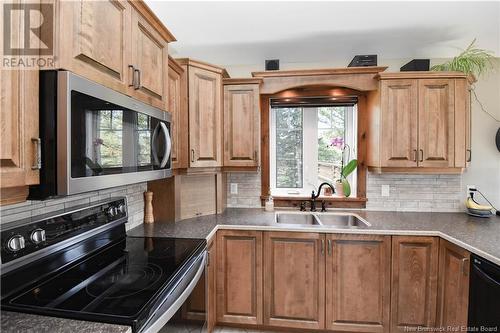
[465,187,499,217]
[1,197,207,333]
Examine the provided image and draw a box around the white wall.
[224,57,500,210]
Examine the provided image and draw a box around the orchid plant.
[330,137,357,197]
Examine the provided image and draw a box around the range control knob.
[7,235,25,252]
[106,206,117,217]
[117,204,126,214]
[30,228,46,244]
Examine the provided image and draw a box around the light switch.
[230,183,238,194]
[381,185,390,197]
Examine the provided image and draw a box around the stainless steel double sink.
[275,211,371,228]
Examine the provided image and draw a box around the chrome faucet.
[310,182,335,212]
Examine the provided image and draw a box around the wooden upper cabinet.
[223,80,261,167]
[0,1,39,204]
[216,230,263,325]
[418,79,455,167]
[436,239,470,329]
[325,234,391,333]
[454,78,472,168]
[186,64,223,167]
[380,79,418,167]
[369,72,474,172]
[391,236,439,333]
[129,8,168,109]
[263,232,325,330]
[168,56,187,169]
[56,0,131,93]
[51,0,174,109]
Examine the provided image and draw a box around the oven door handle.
[141,251,207,333]
[159,122,171,168]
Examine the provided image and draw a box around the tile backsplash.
[366,174,463,212]
[225,172,464,212]
[0,183,147,230]
[226,172,262,208]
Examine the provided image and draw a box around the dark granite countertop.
[128,208,500,265]
[0,311,131,333]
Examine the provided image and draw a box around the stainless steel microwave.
[29,71,172,199]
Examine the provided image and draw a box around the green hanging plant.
[431,39,494,77]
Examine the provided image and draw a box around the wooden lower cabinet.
[216,230,263,325]
[211,231,471,333]
[207,239,216,332]
[391,236,439,332]
[436,239,470,329]
[326,234,391,332]
[263,232,325,330]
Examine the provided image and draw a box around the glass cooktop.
[3,237,205,322]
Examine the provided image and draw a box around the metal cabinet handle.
[31,138,41,170]
[462,258,469,276]
[327,239,332,256]
[254,150,257,161]
[134,68,141,90]
[128,65,135,87]
[413,149,418,162]
[191,149,195,163]
[320,239,325,256]
[419,149,424,162]
[466,149,472,163]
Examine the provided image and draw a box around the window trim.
[259,87,368,209]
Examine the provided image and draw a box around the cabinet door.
[380,79,418,167]
[130,8,168,110]
[207,240,216,332]
[391,236,439,332]
[223,84,260,167]
[58,0,131,94]
[216,230,263,325]
[454,79,472,168]
[0,1,39,204]
[436,239,470,329]
[168,61,187,169]
[189,67,222,167]
[264,232,325,330]
[326,234,391,332]
[418,79,455,167]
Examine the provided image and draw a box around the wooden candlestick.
[144,191,154,224]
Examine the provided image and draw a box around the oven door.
[141,251,207,333]
[58,71,172,196]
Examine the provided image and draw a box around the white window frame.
[270,105,357,197]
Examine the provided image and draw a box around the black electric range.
[1,198,207,333]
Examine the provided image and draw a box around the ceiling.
[146,1,500,67]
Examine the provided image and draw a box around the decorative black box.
[400,59,430,71]
[265,59,280,71]
[348,55,377,67]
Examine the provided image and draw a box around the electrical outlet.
[466,184,477,196]
[230,183,238,194]
[381,185,390,197]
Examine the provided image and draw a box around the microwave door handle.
[151,123,160,166]
[159,122,171,168]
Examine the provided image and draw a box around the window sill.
[261,196,367,209]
